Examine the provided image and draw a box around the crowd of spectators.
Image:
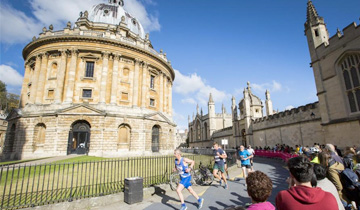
[226,143,360,210]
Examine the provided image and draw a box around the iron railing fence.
[0,154,213,209]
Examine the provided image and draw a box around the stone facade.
[2,0,176,160]
[188,1,360,149]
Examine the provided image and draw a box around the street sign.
[222,139,228,145]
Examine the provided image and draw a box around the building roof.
[88,0,145,39]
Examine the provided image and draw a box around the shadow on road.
[150,185,197,209]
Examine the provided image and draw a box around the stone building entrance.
[67,121,91,155]
[152,125,160,152]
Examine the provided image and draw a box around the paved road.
[143,157,289,210]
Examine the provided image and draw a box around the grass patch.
[54,156,108,163]
[0,157,51,166]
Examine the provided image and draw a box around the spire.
[232,96,236,107]
[196,104,199,114]
[222,103,225,113]
[209,93,214,103]
[305,0,324,29]
[265,89,270,100]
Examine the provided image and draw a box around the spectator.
[341,154,360,208]
[275,156,337,210]
[318,151,345,200]
[335,145,343,157]
[246,171,275,210]
[313,164,345,210]
[325,144,344,165]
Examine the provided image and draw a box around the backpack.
[340,155,360,203]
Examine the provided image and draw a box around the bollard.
[124,177,143,204]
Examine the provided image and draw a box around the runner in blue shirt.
[239,145,253,179]
[174,149,204,210]
[212,142,228,189]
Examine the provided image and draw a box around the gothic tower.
[208,93,216,137]
[265,90,274,116]
[304,0,329,61]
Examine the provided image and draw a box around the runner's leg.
[242,166,247,179]
[176,184,185,204]
[213,169,221,180]
[187,186,199,200]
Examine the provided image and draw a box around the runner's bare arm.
[183,158,195,172]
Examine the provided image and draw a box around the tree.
[0,80,20,113]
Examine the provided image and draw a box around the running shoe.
[219,180,222,186]
[224,184,228,189]
[180,205,188,210]
[198,198,204,209]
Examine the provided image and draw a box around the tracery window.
[340,53,360,113]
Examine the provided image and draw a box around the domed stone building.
[3,0,176,159]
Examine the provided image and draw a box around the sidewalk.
[91,164,245,210]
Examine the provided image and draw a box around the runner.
[213,142,228,189]
[239,145,253,179]
[247,145,255,171]
[220,146,230,180]
[173,149,204,210]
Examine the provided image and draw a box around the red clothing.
[276,185,338,210]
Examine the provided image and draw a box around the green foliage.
[0,80,20,113]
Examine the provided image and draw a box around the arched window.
[203,122,208,140]
[152,125,160,152]
[7,124,16,152]
[190,128,193,143]
[118,124,131,149]
[51,62,58,78]
[195,120,201,141]
[340,53,360,113]
[34,123,46,151]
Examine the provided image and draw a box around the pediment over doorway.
[144,112,176,126]
[57,104,105,115]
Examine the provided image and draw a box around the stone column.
[55,49,68,103]
[163,77,168,113]
[110,54,120,104]
[65,48,78,103]
[159,72,164,112]
[29,54,42,104]
[141,62,148,108]
[99,51,109,104]
[169,81,172,116]
[35,53,49,104]
[132,58,141,107]
[20,64,31,107]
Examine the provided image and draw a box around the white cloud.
[174,70,230,106]
[1,0,160,44]
[0,65,24,86]
[285,105,294,110]
[181,98,197,105]
[251,80,286,93]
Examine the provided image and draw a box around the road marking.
[198,190,206,196]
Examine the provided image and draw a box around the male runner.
[239,145,253,179]
[174,149,204,210]
[213,142,228,189]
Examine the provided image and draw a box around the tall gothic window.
[340,53,360,113]
[34,123,46,151]
[85,61,95,77]
[118,124,130,149]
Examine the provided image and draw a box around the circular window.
[104,10,109,14]
[132,19,137,25]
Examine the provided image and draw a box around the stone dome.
[88,0,145,39]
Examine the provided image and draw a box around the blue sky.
[1,0,359,131]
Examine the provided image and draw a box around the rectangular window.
[150,98,155,107]
[314,29,319,37]
[82,89,92,98]
[121,92,128,101]
[150,75,155,89]
[85,62,95,78]
[47,89,54,99]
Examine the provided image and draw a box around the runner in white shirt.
[247,145,255,171]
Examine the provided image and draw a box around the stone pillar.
[169,81,172,116]
[65,48,78,103]
[164,77,168,113]
[99,51,110,104]
[55,49,68,103]
[132,58,141,107]
[20,64,31,107]
[35,53,49,104]
[159,72,164,112]
[110,54,120,104]
[29,54,42,104]
[141,62,148,108]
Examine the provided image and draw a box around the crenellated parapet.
[314,22,360,59]
[252,102,320,130]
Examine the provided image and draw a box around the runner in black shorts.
[247,145,255,171]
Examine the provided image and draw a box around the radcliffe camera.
[0,0,359,210]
